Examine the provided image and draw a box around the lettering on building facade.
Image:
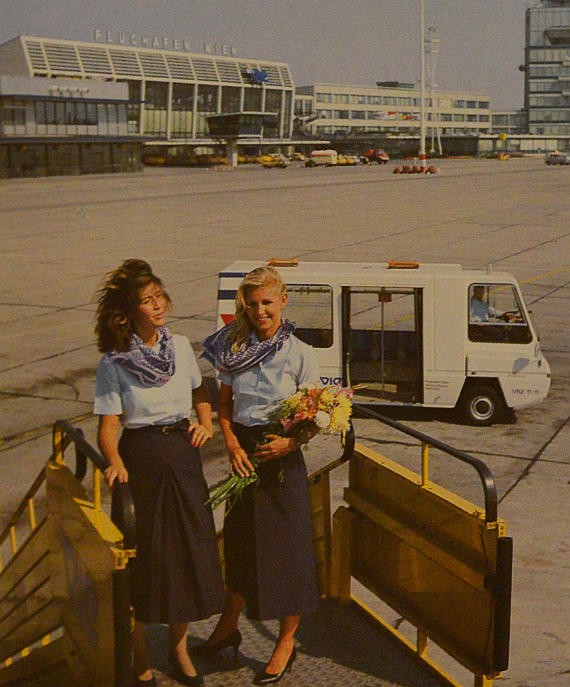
[93,30,237,56]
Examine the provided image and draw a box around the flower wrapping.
[207,384,353,513]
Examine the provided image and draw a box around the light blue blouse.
[219,334,320,426]
[94,334,202,428]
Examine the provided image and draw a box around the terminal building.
[0,35,297,175]
[295,82,492,137]
[525,0,570,136]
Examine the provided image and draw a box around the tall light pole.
[419,0,427,169]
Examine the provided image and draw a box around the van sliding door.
[342,286,423,404]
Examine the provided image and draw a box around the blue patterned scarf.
[106,326,176,386]
[201,319,296,375]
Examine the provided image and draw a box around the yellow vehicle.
[337,154,359,166]
[260,153,290,168]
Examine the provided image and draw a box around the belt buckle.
[161,425,172,434]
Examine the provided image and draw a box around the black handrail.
[52,420,137,544]
[353,404,498,524]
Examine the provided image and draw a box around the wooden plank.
[0,573,52,649]
[0,602,61,664]
[0,634,91,687]
[344,487,488,588]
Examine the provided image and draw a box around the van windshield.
[468,283,532,344]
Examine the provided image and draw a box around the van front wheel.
[459,385,503,426]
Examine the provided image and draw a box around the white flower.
[315,411,331,429]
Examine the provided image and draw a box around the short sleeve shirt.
[219,334,320,426]
[94,334,202,428]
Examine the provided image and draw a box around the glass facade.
[526,1,570,134]
[0,96,127,136]
[0,37,296,143]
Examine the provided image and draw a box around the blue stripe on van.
[218,289,237,300]
[219,272,248,278]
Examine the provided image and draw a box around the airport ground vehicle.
[260,153,290,168]
[545,151,570,165]
[305,149,338,167]
[337,154,361,165]
[215,260,551,425]
[361,148,390,164]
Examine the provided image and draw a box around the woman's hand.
[187,423,213,448]
[229,444,256,477]
[255,434,298,463]
[104,462,129,489]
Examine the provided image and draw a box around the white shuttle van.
[214,260,551,425]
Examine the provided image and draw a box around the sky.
[0,0,536,110]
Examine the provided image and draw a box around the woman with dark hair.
[94,259,224,687]
[200,265,320,685]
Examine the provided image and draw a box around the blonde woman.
[94,259,224,686]
[200,266,320,685]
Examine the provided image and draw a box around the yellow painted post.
[53,425,64,463]
[9,526,17,554]
[330,506,355,604]
[28,498,36,530]
[93,468,101,512]
[421,442,429,487]
[417,629,428,656]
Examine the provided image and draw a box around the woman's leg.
[264,615,300,674]
[170,622,199,677]
[203,587,245,644]
[133,620,153,681]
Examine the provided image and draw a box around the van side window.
[468,283,532,344]
[286,284,333,348]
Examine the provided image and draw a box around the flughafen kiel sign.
[93,29,237,56]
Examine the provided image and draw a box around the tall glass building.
[526,0,570,135]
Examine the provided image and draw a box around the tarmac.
[1,157,569,686]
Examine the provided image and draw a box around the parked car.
[545,151,570,165]
[260,154,290,168]
[337,154,360,166]
[288,152,306,162]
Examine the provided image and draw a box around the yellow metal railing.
[330,405,513,687]
[0,421,136,687]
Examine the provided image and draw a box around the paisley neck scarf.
[201,319,296,376]
[106,326,176,386]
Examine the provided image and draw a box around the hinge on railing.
[111,547,136,570]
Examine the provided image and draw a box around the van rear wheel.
[459,385,503,426]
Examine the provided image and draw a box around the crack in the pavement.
[498,414,570,503]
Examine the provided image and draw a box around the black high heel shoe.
[169,653,204,686]
[192,629,242,658]
[252,646,297,685]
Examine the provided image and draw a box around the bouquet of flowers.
[207,384,353,513]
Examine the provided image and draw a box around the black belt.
[129,418,190,435]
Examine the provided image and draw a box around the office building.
[525,0,570,135]
[295,82,491,137]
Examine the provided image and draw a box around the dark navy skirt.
[119,426,225,624]
[223,423,319,621]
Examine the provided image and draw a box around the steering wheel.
[500,310,523,323]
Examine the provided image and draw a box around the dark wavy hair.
[95,259,171,353]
